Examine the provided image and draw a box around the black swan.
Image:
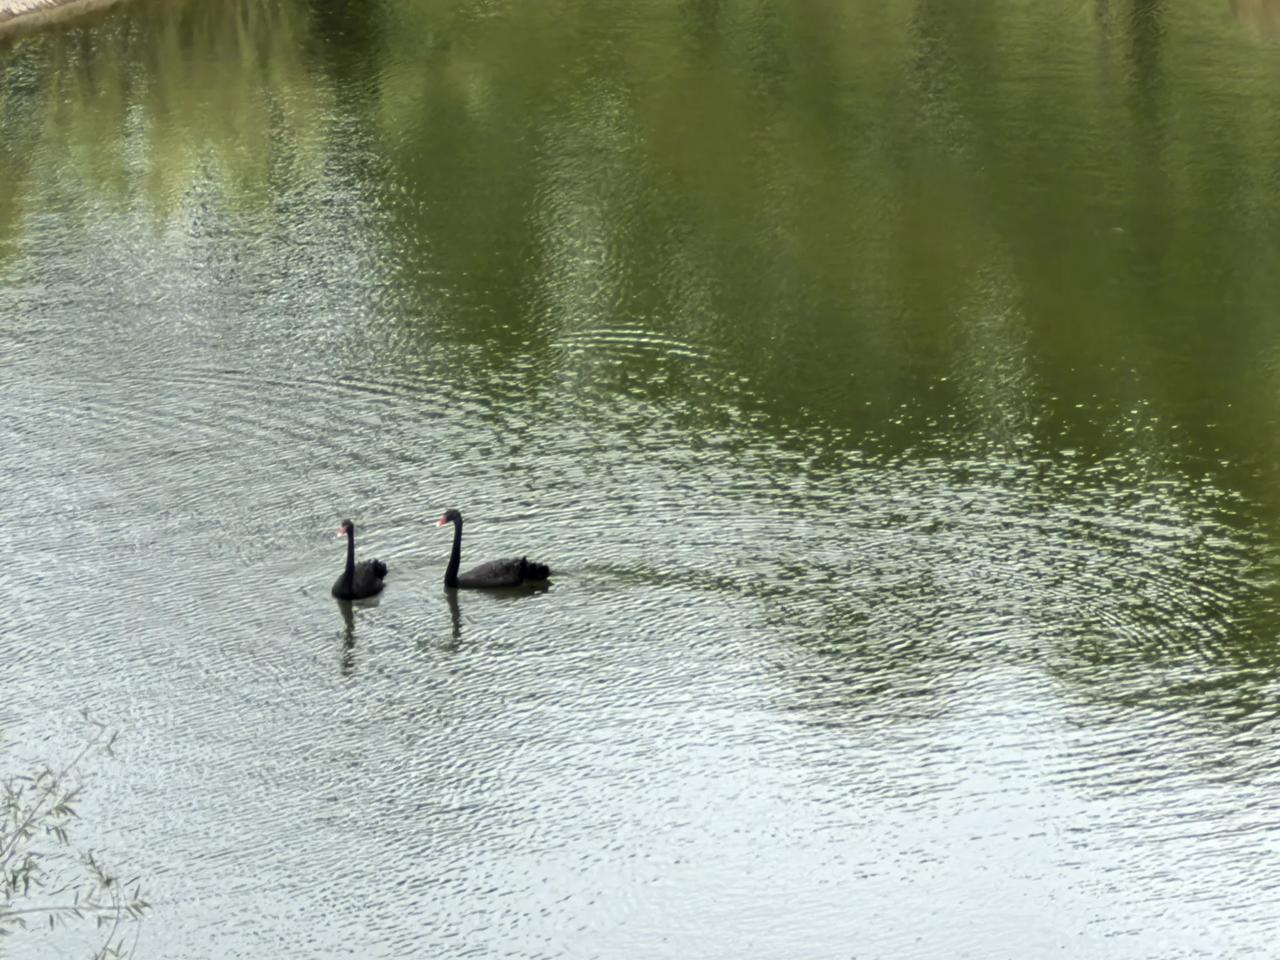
[332,519,387,600]
[436,509,550,589]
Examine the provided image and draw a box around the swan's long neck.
[344,529,356,587]
[445,518,462,588]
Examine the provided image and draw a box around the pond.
[4,0,1280,956]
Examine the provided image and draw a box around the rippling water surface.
[5,0,1280,957]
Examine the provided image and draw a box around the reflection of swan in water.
[440,579,549,648]
[337,599,356,675]
[446,589,462,645]
[437,576,547,650]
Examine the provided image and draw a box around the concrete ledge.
[0,0,130,35]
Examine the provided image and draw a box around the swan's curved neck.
[344,529,356,587]
[445,517,462,588]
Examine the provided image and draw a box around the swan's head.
[339,519,354,537]
[437,509,462,527]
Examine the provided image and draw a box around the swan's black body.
[437,509,550,589]
[332,519,387,600]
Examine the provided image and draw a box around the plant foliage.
[0,717,149,959]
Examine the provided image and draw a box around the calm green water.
[5,1,1280,956]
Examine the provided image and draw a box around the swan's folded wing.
[458,557,527,587]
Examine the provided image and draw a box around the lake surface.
[5,0,1280,956]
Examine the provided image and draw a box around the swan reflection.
[337,598,356,674]
[446,588,462,646]
[440,579,551,648]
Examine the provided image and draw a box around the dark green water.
[4,1,1280,956]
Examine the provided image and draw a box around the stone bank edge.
[0,0,129,35]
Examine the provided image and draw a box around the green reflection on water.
[4,0,1280,490]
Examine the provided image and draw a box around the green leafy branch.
[0,717,150,959]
